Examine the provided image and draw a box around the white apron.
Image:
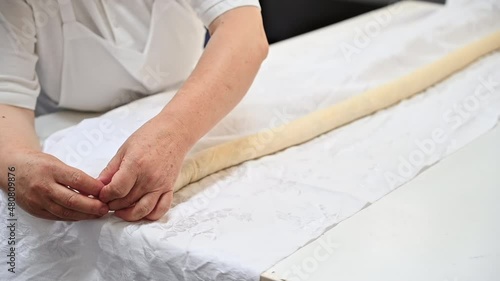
[56,0,205,111]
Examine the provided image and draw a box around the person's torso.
[30,0,205,112]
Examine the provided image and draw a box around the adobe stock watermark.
[384,75,499,189]
[339,1,403,62]
[62,118,133,167]
[140,64,171,91]
[62,88,150,167]
[240,98,325,160]
[5,166,17,274]
[281,228,340,281]
[240,108,294,159]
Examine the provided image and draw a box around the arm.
[98,7,269,221]
[0,1,107,220]
[0,105,108,220]
[0,105,40,156]
[157,6,269,147]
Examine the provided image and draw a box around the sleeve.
[0,0,40,110]
[185,0,261,28]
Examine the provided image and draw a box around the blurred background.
[259,0,446,43]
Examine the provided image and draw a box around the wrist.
[0,144,39,158]
[154,111,197,153]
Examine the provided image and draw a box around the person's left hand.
[97,115,190,221]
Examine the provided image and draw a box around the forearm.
[0,104,40,188]
[0,105,108,220]
[0,104,39,151]
[157,7,268,149]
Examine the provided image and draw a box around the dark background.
[259,0,446,44]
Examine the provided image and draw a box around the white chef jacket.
[0,0,260,114]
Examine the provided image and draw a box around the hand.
[8,149,108,220]
[98,116,189,222]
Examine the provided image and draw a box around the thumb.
[97,153,122,185]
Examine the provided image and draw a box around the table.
[261,123,500,281]
[34,2,499,280]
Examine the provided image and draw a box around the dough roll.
[174,31,500,192]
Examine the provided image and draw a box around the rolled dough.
[174,31,500,192]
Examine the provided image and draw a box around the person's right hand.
[8,149,109,221]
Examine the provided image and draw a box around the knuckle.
[123,196,137,207]
[23,195,39,211]
[32,181,53,197]
[39,159,53,171]
[31,180,45,190]
[138,205,150,217]
[70,171,82,187]
[162,182,173,193]
[24,196,36,208]
[87,202,100,213]
[65,193,78,209]
[60,208,74,219]
[109,187,126,199]
[128,157,143,170]
[48,205,62,216]
[141,173,153,185]
[43,160,59,175]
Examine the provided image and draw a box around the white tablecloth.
[1,1,500,280]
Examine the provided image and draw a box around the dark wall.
[260,0,446,44]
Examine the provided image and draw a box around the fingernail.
[99,206,109,216]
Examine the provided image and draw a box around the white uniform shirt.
[0,0,260,113]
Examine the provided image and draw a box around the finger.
[145,191,173,221]
[114,192,159,222]
[67,186,90,197]
[46,201,103,221]
[34,209,83,221]
[99,159,138,203]
[50,184,109,216]
[54,165,104,197]
[108,182,149,211]
[98,153,122,185]
[31,209,61,221]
